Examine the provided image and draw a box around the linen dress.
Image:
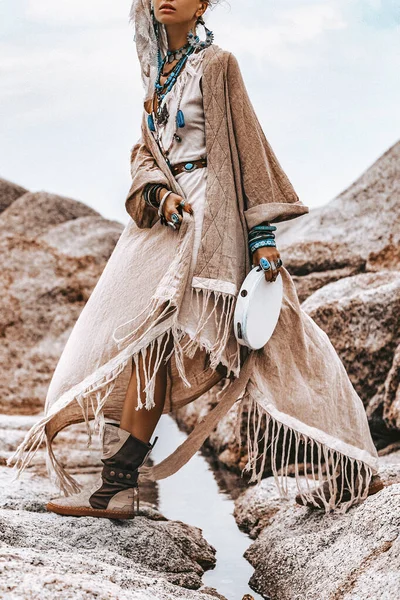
[149,48,241,385]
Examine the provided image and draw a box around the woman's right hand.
[160,189,193,231]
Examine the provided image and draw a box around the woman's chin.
[156,14,180,25]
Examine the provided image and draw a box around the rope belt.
[170,157,207,176]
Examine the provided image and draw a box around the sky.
[0,0,399,225]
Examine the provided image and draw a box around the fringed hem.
[112,282,240,410]
[137,350,256,482]
[239,389,377,515]
[6,283,240,496]
[6,205,199,495]
[177,284,241,377]
[6,355,132,497]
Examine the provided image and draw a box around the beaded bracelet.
[251,224,277,232]
[248,236,274,247]
[249,239,276,253]
[249,228,275,236]
[248,232,275,242]
[248,222,277,254]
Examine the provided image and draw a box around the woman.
[7,0,383,518]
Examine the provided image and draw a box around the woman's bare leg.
[120,334,174,443]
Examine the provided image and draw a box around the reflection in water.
[152,414,264,600]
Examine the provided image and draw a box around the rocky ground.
[0,415,226,600]
[1,139,399,599]
[233,451,400,600]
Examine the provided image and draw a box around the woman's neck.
[164,22,195,52]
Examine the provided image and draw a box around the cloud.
[25,0,128,25]
[211,1,347,67]
[1,0,399,222]
[358,0,400,29]
[0,30,141,125]
[0,2,142,126]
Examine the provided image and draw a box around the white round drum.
[234,265,283,350]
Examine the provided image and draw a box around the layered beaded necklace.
[149,41,195,126]
[147,42,201,167]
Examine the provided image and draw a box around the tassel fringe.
[6,356,132,496]
[6,281,240,496]
[178,284,241,377]
[240,391,374,514]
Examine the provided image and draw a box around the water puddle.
[152,414,264,600]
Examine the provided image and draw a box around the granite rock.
[1,414,224,599]
[236,459,400,600]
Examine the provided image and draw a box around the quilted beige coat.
[7,43,379,513]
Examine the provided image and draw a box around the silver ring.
[171,213,180,224]
[179,199,186,208]
[167,221,177,230]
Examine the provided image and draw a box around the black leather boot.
[46,422,158,519]
[88,422,158,514]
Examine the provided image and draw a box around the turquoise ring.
[259,257,271,271]
[171,213,180,224]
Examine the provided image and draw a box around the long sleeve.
[226,52,309,229]
[125,133,171,229]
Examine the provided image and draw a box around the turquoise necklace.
[147,43,195,131]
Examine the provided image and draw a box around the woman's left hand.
[252,246,282,282]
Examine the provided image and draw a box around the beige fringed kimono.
[7,44,379,513]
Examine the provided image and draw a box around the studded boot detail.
[88,423,157,514]
[46,422,158,519]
